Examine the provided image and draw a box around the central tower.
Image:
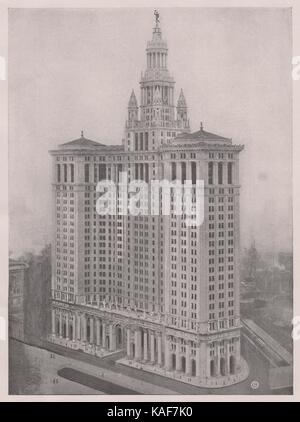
[125,12,190,152]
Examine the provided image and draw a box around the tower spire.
[177,88,187,108]
[177,89,189,130]
[128,89,138,108]
[127,89,138,123]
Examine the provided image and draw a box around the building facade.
[48,14,248,387]
[9,259,28,341]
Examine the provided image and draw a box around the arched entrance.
[181,356,186,373]
[62,321,67,338]
[220,357,226,376]
[229,355,236,374]
[117,326,123,348]
[87,320,90,342]
[191,359,196,376]
[210,359,216,377]
[131,342,135,358]
[171,353,176,370]
[56,319,59,335]
[69,323,73,340]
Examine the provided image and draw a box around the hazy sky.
[9,7,292,256]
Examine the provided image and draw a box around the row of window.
[208,162,233,185]
[57,164,74,183]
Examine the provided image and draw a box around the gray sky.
[9,7,292,256]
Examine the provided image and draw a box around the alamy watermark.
[95,172,205,227]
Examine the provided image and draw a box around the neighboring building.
[9,259,28,341]
[23,245,52,346]
[278,251,293,273]
[48,13,248,387]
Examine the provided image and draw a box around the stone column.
[196,161,201,183]
[225,340,230,375]
[215,342,220,376]
[150,331,155,363]
[165,336,172,371]
[72,314,76,341]
[127,328,131,358]
[59,311,62,338]
[198,342,206,378]
[77,314,81,340]
[235,337,241,370]
[109,324,116,352]
[102,321,106,348]
[76,313,81,341]
[65,313,69,339]
[207,344,211,377]
[175,339,182,372]
[186,161,192,183]
[234,159,239,185]
[196,345,201,377]
[186,341,191,376]
[134,329,142,361]
[96,319,100,346]
[51,309,56,335]
[157,334,162,366]
[176,161,182,183]
[82,314,87,343]
[89,317,94,344]
[213,162,218,185]
[143,330,148,361]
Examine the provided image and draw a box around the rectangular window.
[70,164,74,183]
[140,133,144,151]
[145,132,149,150]
[135,163,139,180]
[99,164,106,181]
[135,133,139,151]
[64,164,67,183]
[171,162,176,181]
[85,163,89,183]
[140,163,144,181]
[145,163,149,183]
[228,162,233,184]
[208,162,213,185]
[57,164,61,183]
[191,162,196,185]
[181,162,186,184]
[218,162,223,185]
[117,164,122,183]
